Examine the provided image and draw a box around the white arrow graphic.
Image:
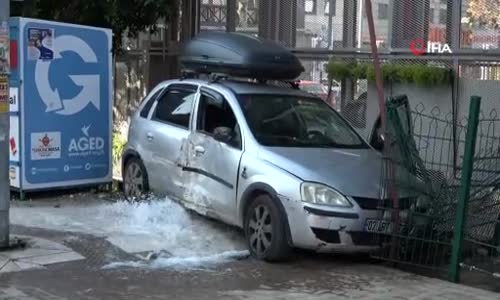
[34,34,100,115]
[35,60,63,112]
[55,75,100,116]
[53,35,98,62]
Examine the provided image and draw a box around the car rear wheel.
[123,157,149,201]
[244,194,291,261]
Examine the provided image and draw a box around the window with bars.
[378,3,389,20]
[245,0,257,9]
[237,0,258,28]
[200,0,227,27]
[324,0,336,16]
[202,0,225,4]
[305,0,317,14]
[439,9,447,24]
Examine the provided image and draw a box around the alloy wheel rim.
[124,162,143,199]
[248,204,273,256]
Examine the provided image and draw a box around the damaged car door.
[147,83,198,199]
[182,87,243,225]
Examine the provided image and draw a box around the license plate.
[365,219,392,234]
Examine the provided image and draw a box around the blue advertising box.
[8,18,113,192]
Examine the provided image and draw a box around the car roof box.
[180,32,304,81]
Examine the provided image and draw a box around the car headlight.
[301,182,352,207]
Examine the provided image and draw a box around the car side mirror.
[375,133,385,151]
[370,132,384,152]
[213,126,233,144]
[369,117,384,152]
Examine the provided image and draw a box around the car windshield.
[237,94,368,148]
[300,83,326,94]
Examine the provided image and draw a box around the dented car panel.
[184,130,243,226]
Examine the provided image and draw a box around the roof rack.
[180,69,301,91]
[180,70,199,80]
[208,73,229,83]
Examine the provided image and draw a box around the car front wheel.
[123,157,149,201]
[244,194,291,261]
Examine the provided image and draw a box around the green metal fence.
[458,103,500,287]
[370,95,500,287]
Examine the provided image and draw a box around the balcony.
[200,4,258,30]
[200,5,227,27]
[238,7,258,29]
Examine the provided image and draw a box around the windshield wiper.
[257,135,310,147]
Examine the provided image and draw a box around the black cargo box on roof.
[179,32,304,81]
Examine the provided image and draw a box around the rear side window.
[152,86,197,129]
[140,88,164,118]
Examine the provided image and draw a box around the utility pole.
[0,0,10,249]
[326,0,334,49]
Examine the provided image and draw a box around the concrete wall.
[363,82,453,141]
[365,82,455,180]
[361,80,500,181]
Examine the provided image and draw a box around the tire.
[244,194,291,262]
[123,157,149,201]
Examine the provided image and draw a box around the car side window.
[196,92,242,150]
[140,88,164,118]
[152,86,197,129]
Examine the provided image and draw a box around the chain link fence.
[112,0,500,284]
[192,0,500,287]
[117,0,500,138]
[115,0,500,127]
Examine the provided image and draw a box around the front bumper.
[280,195,383,253]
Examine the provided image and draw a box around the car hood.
[258,146,387,199]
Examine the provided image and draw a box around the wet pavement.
[1,193,499,299]
[1,246,499,299]
[0,234,84,273]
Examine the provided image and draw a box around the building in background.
[113,0,500,123]
[300,0,343,49]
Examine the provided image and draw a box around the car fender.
[239,181,294,247]
[237,156,303,247]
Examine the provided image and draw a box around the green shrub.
[397,64,416,84]
[112,130,126,163]
[352,63,368,79]
[326,60,356,81]
[384,64,401,82]
[325,59,453,86]
[366,64,375,82]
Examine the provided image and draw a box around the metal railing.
[200,4,227,27]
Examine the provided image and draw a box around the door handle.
[146,132,154,141]
[194,145,205,156]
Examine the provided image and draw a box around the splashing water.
[10,197,246,258]
[102,250,250,271]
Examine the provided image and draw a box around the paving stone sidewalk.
[0,235,84,273]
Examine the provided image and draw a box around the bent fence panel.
[370,96,500,285]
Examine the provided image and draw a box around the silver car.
[122,78,385,261]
